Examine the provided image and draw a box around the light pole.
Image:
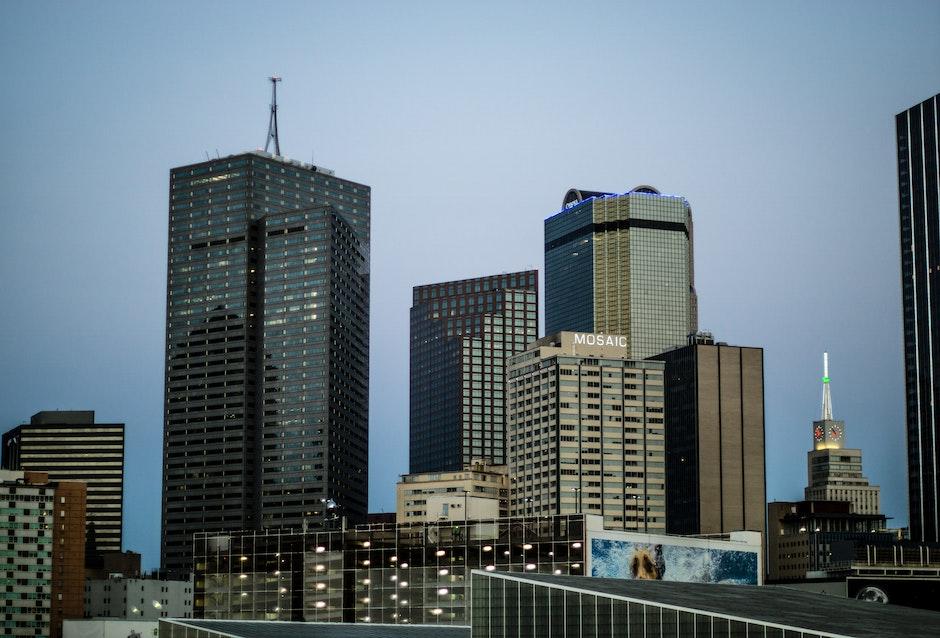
[570,487,581,514]
[462,490,469,526]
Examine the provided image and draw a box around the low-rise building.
[83,575,194,620]
[767,500,890,581]
[1,469,86,638]
[396,460,508,523]
[192,513,761,625]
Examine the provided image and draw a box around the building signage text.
[573,333,627,347]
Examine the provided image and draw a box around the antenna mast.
[821,352,833,420]
[264,76,282,155]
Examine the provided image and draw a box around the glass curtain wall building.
[163,151,370,576]
[410,272,538,472]
[193,514,588,624]
[898,92,940,543]
[545,187,696,359]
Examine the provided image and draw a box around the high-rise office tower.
[507,332,667,532]
[409,271,538,473]
[2,410,124,555]
[804,354,880,515]
[545,186,696,358]
[162,151,370,575]
[898,92,940,543]
[651,333,766,537]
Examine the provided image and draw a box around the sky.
[0,1,938,570]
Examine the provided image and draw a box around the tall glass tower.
[898,92,940,543]
[162,151,370,575]
[545,186,696,359]
[410,271,538,473]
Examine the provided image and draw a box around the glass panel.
[695,614,713,637]
[645,605,661,637]
[550,587,565,638]
[581,593,596,638]
[730,620,747,638]
[596,596,612,638]
[505,580,519,638]
[566,590,581,636]
[628,602,644,636]
[661,608,678,637]
[519,583,534,637]
[534,585,550,637]
[747,624,765,638]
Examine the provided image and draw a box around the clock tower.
[804,353,881,515]
[812,353,845,450]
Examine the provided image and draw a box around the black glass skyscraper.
[409,271,538,473]
[162,151,369,575]
[898,92,940,543]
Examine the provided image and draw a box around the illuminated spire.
[821,352,832,420]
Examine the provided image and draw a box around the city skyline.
[1,2,938,568]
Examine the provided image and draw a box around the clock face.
[813,424,824,441]
[828,424,842,440]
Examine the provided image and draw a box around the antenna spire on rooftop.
[821,352,833,420]
[264,76,282,155]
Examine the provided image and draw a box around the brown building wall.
[741,348,766,534]
[51,481,86,638]
[696,347,722,533]
[717,346,745,531]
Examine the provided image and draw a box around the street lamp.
[462,490,470,525]
[570,487,581,514]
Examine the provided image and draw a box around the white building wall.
[84,577,193,620]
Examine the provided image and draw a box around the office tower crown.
[546,184,697,359]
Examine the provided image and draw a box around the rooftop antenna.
[821,352,833,420]
[264,76,282,155]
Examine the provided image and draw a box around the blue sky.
[1,1,938,569]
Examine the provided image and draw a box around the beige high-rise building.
[396,460,509,523]
[507,332,666,532]
[804,354,880,515]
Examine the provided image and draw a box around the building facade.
[396,461,509,523]
[898,92,940,543]
[1,470,86,638]
[84,576,194,620]
[544,186,696,359]
[507,332,666,532]
[650,334,766,537]
[195,514,592,625]
[767,500,890,582]
[410,272,538,473]
[163,151,370,576]
[2,411,124,554]
[804,355,880,515]
[191,513,759,626]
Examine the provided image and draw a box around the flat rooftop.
[477,571,940,638]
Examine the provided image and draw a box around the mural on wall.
[591,538,758,585]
